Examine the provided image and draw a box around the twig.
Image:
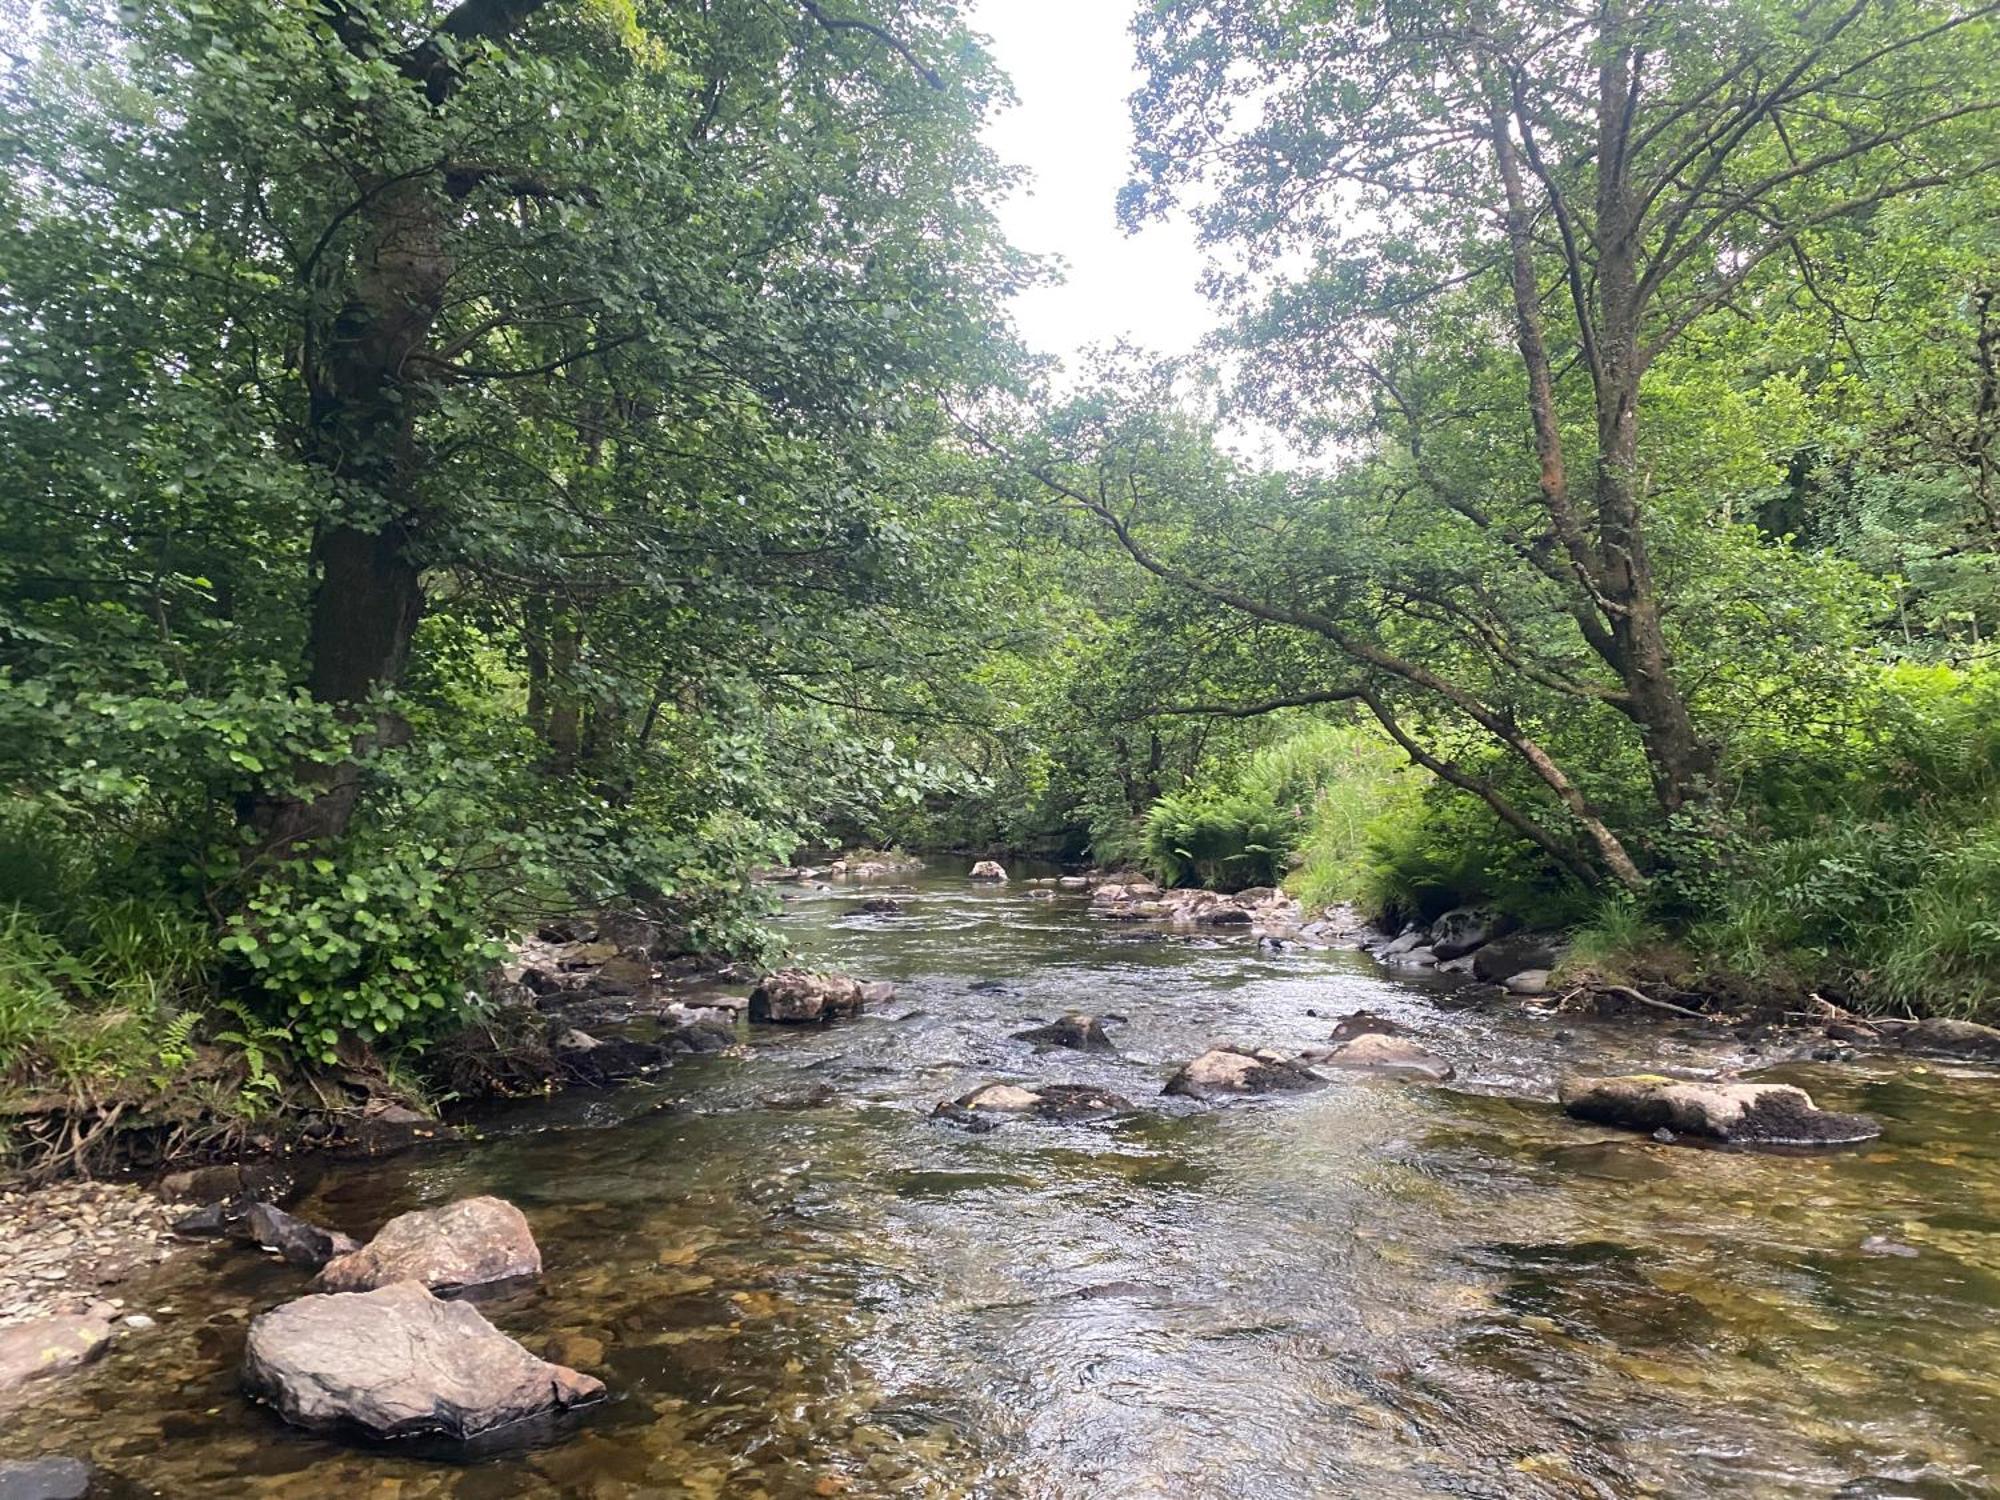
[1594,983,1709,1021]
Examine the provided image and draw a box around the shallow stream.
[6,864,2000,1497]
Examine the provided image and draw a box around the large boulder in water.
[1307,1032,1456,1083]
[1471,932,1562,983]
[243,1281,603,1442]
[1011,1014,1114,1051]
[747,970,866,1024]
[1163,1046,1327,1100]
[1559,1075,1880,1147]
[317,1196,541,1294]
[968,860,1009,882]
[1428,908,1520,961]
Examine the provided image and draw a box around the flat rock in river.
[1308,1032,1456,1083]
[243,1280,603,1442]
[935,1082,1132,1125]
[1163,1046,1328,1100]
[317,1195,540,1294]
[0,1312,113,1397]
[1559,1074,1880,1147]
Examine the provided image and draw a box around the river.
[4,863,1999,1497]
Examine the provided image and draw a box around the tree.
[3,0,1026,860]
[0,0,1032,1051]
[1107,0,2000,883]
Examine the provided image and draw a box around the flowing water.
[6,865,2000,1497]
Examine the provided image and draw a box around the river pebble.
[0,1181,180,1328]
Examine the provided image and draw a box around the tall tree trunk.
[1590,23,1717,818]
[249,175,449,856]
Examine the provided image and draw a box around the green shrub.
[1279,728,1422,911]
[1872,821,2000,1016]
[0,902,209,1086]
[220,840,506,1063]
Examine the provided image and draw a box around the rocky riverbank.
[3,860,1999,1497]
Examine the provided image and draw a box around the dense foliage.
[5,0,2000,1164]
[0,0,1031,1130]
[966,0,2000,1016]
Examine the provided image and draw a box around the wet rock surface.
[1559,1075,1882,1147]
[0,1311,112,1397]
[1326,1009,1410,1042]
[0,1457,92,1500]
[1306,1032,1457,1083]
[246,1203,360,1272]
[317,1196,541,1295]
[1162,1046,1328,1100]
[1010,1013,1114,1051]
[1871,1016,2000,1061]
[935,1082,1133,1127]
[243,1280,603,1443]
[747,970,867,1025]
[1428,908,1519,961]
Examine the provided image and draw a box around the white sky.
[967,0,1219,368]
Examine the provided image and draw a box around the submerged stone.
[0,1458,93,1500]
[1559,1075,1880,1148]
[0,1313,112,1396]
[1011,1014,1114,1051]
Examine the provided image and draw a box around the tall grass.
[1282,728,1423,911]
[0,807,215,1088]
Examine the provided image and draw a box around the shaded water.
[7,865,2000,1496]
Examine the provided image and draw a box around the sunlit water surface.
[6,864,2000,1497]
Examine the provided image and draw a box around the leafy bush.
[0,901,211,1087]
[220,841,505,1063]
[1279,727,1423,911]
[1873,822,2000,1016]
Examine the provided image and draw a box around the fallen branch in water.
[1592,984,1712,1022]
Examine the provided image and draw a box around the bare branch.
[798,0,942,89]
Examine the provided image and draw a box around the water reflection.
[4,864,2000,1496]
